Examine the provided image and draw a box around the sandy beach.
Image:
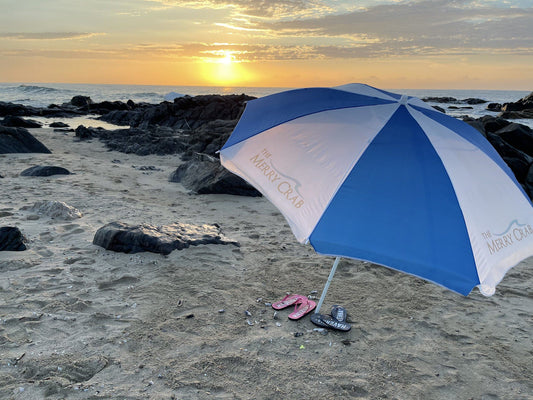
[1,126,532,399]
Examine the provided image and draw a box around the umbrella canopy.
[220,83,533,297]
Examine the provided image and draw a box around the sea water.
[0,82,531,128]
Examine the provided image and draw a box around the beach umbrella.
[219,83,533,312]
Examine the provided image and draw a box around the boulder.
[69,95,93,107]
[0,126,51,154]
[486,103,502,112]
[169,153,262,197]
[494,123,533,158]
[22,200,82,220]
[93,221,239,255]
[0,226,26,251]
[20,165,71,177]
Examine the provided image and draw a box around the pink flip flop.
[272,294,306,310]
[288,299,316,320]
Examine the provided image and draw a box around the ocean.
[1,82,531,128]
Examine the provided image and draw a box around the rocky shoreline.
[1,91,533,198]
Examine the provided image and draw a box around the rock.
[0,226,26,251]
[1,115,42,128]
[486,103,502,112]
[499,92,533,118]
[526,165,533,199]
[93,221,239,255]
[499,110,533,120]
[431,105,446,113]
[463,115,511,137]
[448,106,473,110]
[0,126,51,154]
[463,98,487,105]
[99,94,254,130]
[20,165,71,177]
[422,97,458,103]
[75,125,99,139]
[181,119,238,159]
[464,115,533,196]
[75,125,186,155]
[494,123,533,158]
[69,95,93,107]
[0,101,40,117]
[423,97,486,106]
[169,153,262,196]
[49,121,70,128]
[22,200,82,220]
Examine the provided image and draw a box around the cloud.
[255,0,533,54]
[150,0,334,19]
[0,32,103,40]
[169,0,531,58]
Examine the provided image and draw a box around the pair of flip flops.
[272,294,316,320]
[311,305,351,331]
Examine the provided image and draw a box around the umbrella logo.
[249,148,305,209]
[483,220,533,255]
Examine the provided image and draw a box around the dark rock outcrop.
[74,119,238,158]
[169,153,261,196]
[464,115,533,197]
[0,101,40,117]
[498,92,533,119]
[0,227,26,251]
[75,125,186,156]
[20,165,71,177]
[180,119,237,159]
[0,126,51,154]
[463,98,488,105]
[423,97,458,103]
[422,97,487,105]
[99,94,254,130]
[93,221,239,255]
[1,116,42,128]
[499,109,533,119]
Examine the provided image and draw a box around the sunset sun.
[200,49,251,86]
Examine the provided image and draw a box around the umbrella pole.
[315,257,341,314]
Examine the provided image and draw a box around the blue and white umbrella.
[220,83,533,310]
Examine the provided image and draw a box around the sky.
[0,0,532,89]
